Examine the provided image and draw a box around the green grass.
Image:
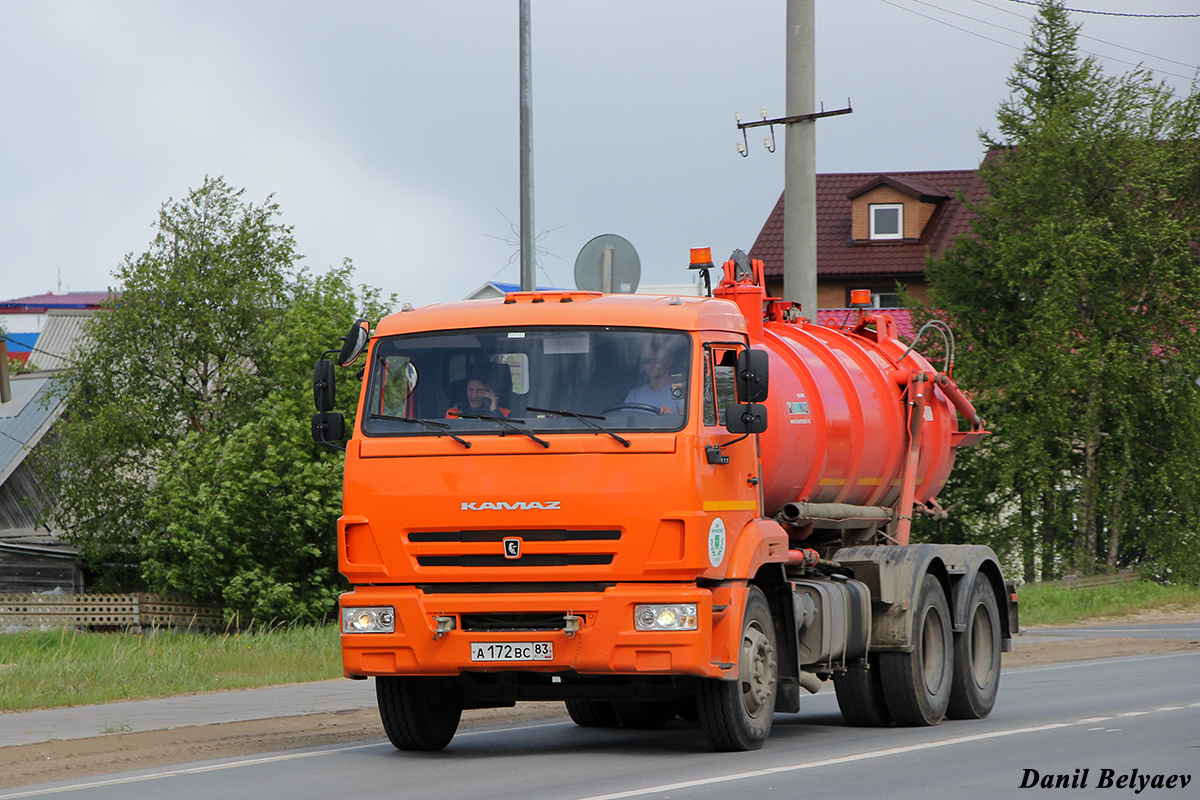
[0,624,342,712]
[3,582,1197,713]
[1019,580,1200,627]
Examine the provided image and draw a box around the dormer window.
[870,203,904,240]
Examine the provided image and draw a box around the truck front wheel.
[947,573,1001,719]
[697,586,777,751]
[376,676,464,751]
[879,574,953,726]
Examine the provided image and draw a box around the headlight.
[634,604,698,631]
[342,606,396,634]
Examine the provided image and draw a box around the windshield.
[361,327,691,438]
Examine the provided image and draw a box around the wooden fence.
[1053,568,1141,590]
[0,593,223,632]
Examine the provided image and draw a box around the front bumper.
[340,583,722,679]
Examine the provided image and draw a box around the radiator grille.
[415,554,613,567]
[409,529,620,543]
[408,529,621,570]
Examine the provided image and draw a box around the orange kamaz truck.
[312,252,1017,752]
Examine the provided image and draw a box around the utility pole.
[518,0,536,291]
[735,1,849,321]
[784,0,816,322]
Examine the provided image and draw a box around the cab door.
[697,341,762,575]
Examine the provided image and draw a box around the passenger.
[447,374,511,418]
[624,344,683,415]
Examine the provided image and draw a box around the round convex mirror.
[337,319,371,367]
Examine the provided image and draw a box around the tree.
[40,177,393,621]
[920,2,1200,581]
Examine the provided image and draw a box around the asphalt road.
[4,648,1197,800]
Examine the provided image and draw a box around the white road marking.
[570,703,1199,800]
[0,721,575,799]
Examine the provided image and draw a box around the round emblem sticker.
[708,517,726,568]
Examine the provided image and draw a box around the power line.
[969,0,1200,71]
[2,334,75,366]
[1004,0,1200,18]
[880,0,1199,82]
[878,0,1025,52]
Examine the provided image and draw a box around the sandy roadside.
[2,607,1197,791]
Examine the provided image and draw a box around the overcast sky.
[1,0,1196,311]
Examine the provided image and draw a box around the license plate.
[470,641,554,662]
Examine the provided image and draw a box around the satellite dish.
[574,234,641,294]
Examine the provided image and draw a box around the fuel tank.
[754,313,958,516]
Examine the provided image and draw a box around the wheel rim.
[920,607,947,694]
[739,622,775,719]
[969,604,997,689]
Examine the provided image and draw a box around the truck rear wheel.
[376,676,464,751]
[697,586,777,751]
[833,657,892,727]
[564,699,621,728]
[879,574,953,726]
[947,573,1001,719]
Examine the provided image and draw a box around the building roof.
[0,372,64,486]
[749,169,986,279]
[846,174,951,202]
[0,309,96,485]
[23,309,95,371]
[0,291,114,312]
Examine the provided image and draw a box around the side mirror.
[314,359,336,413]
[337,319,371,368]
[312,412,345,444]
[736,349,769,403]
[725,403,767,434]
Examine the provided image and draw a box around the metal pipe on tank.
[779,502,895,526]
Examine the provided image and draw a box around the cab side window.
[702,350,717,426]
[702,345,740,427]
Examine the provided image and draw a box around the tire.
[613,700,678,729]
[565,699,621,728]
[879,574,953,726]
[947,573,1002,720]
[697,586,777,751]
[376,676,464,751]
[833,657,892,727]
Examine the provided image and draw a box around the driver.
[447,373,511,418]
[623,344,683,415]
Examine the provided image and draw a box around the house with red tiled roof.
[748,169,984,312]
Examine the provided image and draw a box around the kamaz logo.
[461,501,562,510]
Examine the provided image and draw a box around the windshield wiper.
[525,406,631,448]
[452,413,550,448]
[368,413,472,449]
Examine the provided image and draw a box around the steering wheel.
[600,402,662,415]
